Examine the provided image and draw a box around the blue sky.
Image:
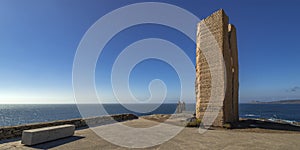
[0,0,300,104]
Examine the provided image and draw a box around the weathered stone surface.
[228,24,239,122]
[195,9,239,126]
[21,124,75,145]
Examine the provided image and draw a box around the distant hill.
[248,100,300,104]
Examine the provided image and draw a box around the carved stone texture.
[195,9,239,126]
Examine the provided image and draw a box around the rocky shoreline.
[241,117,300,126]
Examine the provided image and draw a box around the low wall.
[0,114,138,140]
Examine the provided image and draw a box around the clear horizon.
[1,1,300,104]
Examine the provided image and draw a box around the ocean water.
[239,104,300,123]
[0,104,186,127]
[0,104,299,127]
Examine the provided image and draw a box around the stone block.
[21,124,75,145]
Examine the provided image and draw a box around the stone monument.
[195,9,239,126]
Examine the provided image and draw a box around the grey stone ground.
[1,118,300,150]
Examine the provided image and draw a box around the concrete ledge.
[21,124,75,145]
[0,114,138,140]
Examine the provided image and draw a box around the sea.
[0,104,300,127]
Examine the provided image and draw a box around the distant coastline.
[246,100,300,104]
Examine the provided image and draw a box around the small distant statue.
[176,100,186,113]
[176,101,182,113]
[182,101,186,111]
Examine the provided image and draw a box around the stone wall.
[195,9,239,126]
[0,114,138,140]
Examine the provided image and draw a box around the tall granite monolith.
[195,9,239,126]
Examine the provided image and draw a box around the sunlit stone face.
[195,9,239,126]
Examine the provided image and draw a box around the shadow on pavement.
[26,136,85,149]
[232,119,300,132]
